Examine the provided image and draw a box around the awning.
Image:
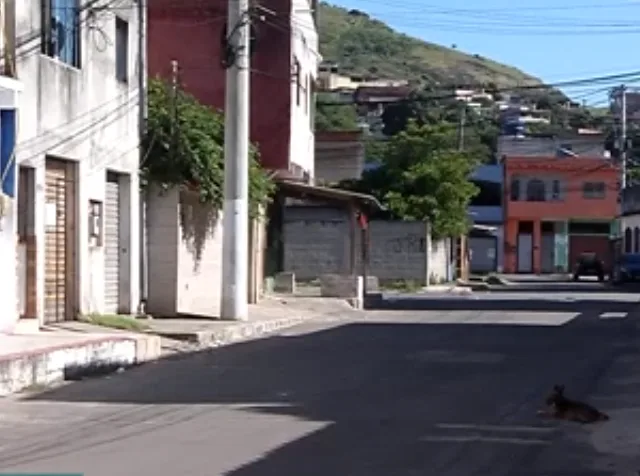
[276,179,385,213]
[0,75,21,109]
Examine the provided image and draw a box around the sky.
[329,0,640,106]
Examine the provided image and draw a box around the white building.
[288,0,320,178]
[621,185,640,254]
[0,0,143,332]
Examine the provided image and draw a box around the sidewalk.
[143,296,360,351]
[0,327,161,397]
[0,296,358,396]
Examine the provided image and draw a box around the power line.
[316,71,640,106]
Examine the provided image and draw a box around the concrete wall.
[315,131,365,185]
[283,206,451,284]
[146,186,223,318]
[1,0,141,330]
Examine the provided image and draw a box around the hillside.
[318,3,543,89]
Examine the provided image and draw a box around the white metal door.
[517,233,533,273]
[104,172,121,314]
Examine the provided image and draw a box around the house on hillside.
[502,133,618,274]
[1,0,142,333]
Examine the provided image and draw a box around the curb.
[151,315,312,349]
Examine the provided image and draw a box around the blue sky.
[329,0,640,105]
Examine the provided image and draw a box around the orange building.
[504,156,619,274]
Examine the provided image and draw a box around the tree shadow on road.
[23,315,640,476]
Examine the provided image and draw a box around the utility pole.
[620,84,628,189]
[137,0,148,315]
[221,0,250,320]
[170,59,179,159]
[457,104,466,151]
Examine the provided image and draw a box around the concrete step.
[0,331,161,397]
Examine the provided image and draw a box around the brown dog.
[537,384,609,424]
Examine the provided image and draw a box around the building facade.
[147,0,318,178]
[314,130,365,185]
[0,0,142,332]
[504,153,618,274]
[620,185,640,254]
[468,164,504,273]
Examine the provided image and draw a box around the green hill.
[318,3,543,89]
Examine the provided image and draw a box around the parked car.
[612,253,640,284]
[573,252,605,281]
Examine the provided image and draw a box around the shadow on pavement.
[370,296,639,313]
[22,314,640,475]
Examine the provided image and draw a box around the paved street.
[2,290,640,475]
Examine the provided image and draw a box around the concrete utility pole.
[170,59,179,160]
[457,104,466,151]
[620,84,628,189]
[137,0,148,315]
[221,0,250,320]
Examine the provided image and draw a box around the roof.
[276,179,385,213]
[315,130,364,142]
[354,85,413,101]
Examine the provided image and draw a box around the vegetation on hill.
[318,3,543,88]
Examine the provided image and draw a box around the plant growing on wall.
[142,77,274,216]
[142,78,274,267]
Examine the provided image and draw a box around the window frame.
[583,181,606,199]
[41,0,81,68]
[115,16,129,83]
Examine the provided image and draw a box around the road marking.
[599,312,628,319]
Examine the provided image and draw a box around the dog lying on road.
[537,384,609,424]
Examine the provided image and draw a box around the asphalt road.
[2,290,640,475]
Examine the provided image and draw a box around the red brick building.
[147,0,318,177]
[504,153,619,274]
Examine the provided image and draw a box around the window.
[583,181,606,199]
[41,0,81,68]
[309,74,316,130]
[551,179,561,200]
[635,227,640,253]
[304,74,309,115]
[526,178,546,202]
[115,17,128,82]
[294,58,301,106]
[510,178,520,201]
[625,227,632,253]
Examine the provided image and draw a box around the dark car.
[573,252,605,281]
[612,253,640,284]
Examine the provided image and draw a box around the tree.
[142,78,274,215]
[315,92,360,131]
[344,121,479,238]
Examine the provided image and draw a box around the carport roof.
[276,179,385,213]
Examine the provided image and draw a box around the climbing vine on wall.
[142,77,274,216]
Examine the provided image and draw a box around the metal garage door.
[104,172,121,314]
[44,159,70,323]
[469,236,497,273]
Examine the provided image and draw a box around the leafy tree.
[142,78,274,216]
[343,121,479,238]
[315,92,360,131]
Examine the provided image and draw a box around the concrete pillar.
[533,219,542,274]
[504,219,518,273]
